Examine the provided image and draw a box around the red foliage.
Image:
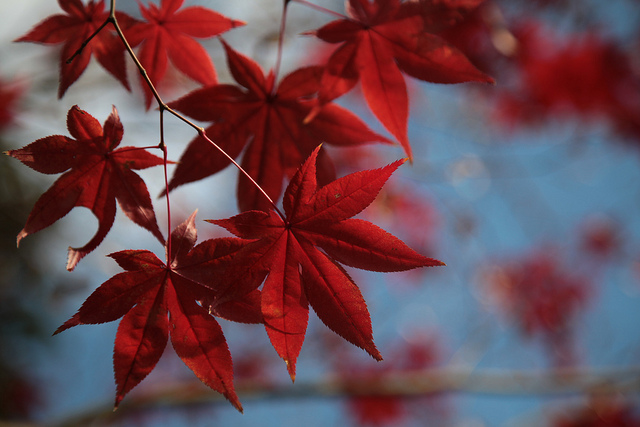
[308,0,494,158]
[435,1,504,75]
[167,41,391,212]
[5,106,165,271]
[55,212,264,410]
[5,0,482,412]
[124,0,244,108]
[494,23,640,141]
[579,215,621,259]
[340,336,443,426]
[210,146,443,379]
[552,398,640,427]
[481,250,589,365]
[350,397,406,427]
[15,0,131,97]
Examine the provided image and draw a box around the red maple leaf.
[15,0,131,98]
[55,212,263,410]
[307,0,494,158]
[209,146,444,379]
[5,105,165,271]
[167,40,392,212]
[124,0,244,108]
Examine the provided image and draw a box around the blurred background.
[1,0,639,426]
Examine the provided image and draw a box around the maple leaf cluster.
[306,0,494,158]
[490,22,640,142]
[1,0,520,412]
[16,0,241,103]
[166,40,392,212]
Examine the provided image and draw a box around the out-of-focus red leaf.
[124,0,244,108]
[480,249,590,366]
[0,77,23,131]
[336,335,444,426]
[167,40,392,212]
[15,0,132,97]
[5,105,165,270]
[553,397,640,427]
[579,215,621,259]
[208,146,444,380]
[493,23,640,143]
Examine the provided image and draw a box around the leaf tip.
[66,247,82,271]
[16,229,27,248]
[232,19,247,28]
[369,345,383,362]
[54,313,81,336]
[285,359,296,383]
[230,396,244,413]
[114,391,125,411]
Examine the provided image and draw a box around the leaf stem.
[159,108,172,261]
[290,0,349,20]
[272,1,290,94]
[65,15,112,64]
[196,128,285,219]
[105,0,285,222]
[115,145,163,153]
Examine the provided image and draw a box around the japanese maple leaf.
[5,105,165,271]
[210,146,444,379]
[15,0,131,98]
[307,0,494,158]
[124,0,244,108]
[55,212,263,410]
[167,40,392,212]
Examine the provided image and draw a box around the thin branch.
[196,128,285,219]
[291,0,349,20]
[159,108,172,259]
[51,365,640,427]
[272,1,290,93]
[65,19,111,64]
[105,0,284,218]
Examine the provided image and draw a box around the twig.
[103,1,285,223]
[50,365,640,427]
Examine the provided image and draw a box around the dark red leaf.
[309,0,494,158]
[15,0,131,97]
[55,213,265,411]
[124,0,244,108]
[209,146,444,379]
[6,106,164,270]
[167,41,392,211]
